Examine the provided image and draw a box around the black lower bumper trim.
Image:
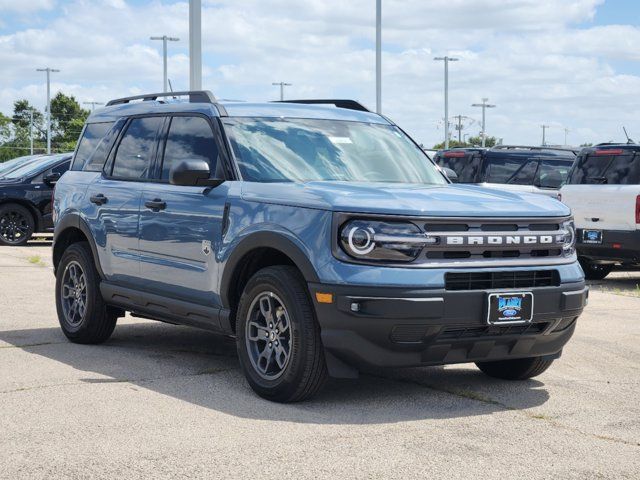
[309,281,586,376]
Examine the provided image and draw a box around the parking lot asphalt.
[0,239,639,479]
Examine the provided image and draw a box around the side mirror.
[43,172,61,185]
[169,160,224,187]
[442,167,459,183]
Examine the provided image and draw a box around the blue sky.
[1,0,640,147]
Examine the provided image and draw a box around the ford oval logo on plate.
[502,308,518,317]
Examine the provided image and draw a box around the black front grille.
[439,322,549,341]
[445,270,560,291]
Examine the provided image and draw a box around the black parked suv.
[435,146,577,198]
[0,153,72,246]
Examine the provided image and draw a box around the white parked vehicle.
[560,144,640,279]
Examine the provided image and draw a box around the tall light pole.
[541,125,549,146]
[83,101,103,111]
[29,111,34,155]
[36,67,59,154]
[375,0,381,114]
[471,98,496,148]
[189,0,202,90]
[150,35,180,92]
[564,127,570,145]
[272,82,292,101]
[434,56,458,149]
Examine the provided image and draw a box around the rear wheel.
[579,257,613,280]
[476,356,555,380]
[0,203,35,246]
[55,242,117,344]
[236,265,328,402]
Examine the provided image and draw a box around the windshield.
[1,155,68,179]
[0,155,42,178]
[224,118,446,184]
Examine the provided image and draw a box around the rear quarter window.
[569,152,640,185]
[436,153,482,183]
[71,122,115,172]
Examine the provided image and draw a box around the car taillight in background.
[636,195,640,224]
[443,151,465,158]
[594,149,623,156]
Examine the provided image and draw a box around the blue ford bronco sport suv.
[53,91,587,402]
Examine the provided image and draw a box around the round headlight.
[339,219,426,262]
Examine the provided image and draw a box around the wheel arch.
[220,232,320,332]
[0,199,43,232]
[53,213,104,278]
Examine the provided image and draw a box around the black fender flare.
[53,213,105,278]
[219,231,320,309]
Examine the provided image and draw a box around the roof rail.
[491,145,577,154]
[106,90,217,107]
[273,99,371,113]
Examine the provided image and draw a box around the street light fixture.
[189,0,202,90]
[471,98,496,147]
[434,56,459,149]
[150,35,180,92]
[375,0,381,114]
[272,82,292,101]
[36,67,60,154]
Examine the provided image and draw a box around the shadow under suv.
[53,91,587,402]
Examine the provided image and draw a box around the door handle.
[90,194,108,206]
[145,198,167,211]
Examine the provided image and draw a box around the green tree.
[432,135,498,150]
[50,92,89,151]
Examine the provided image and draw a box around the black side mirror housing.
[43,172,61,185]
[442,167,459,183]
[169,160,224,187]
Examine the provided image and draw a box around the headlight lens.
[559,219,576,255]
[339,220,434,262]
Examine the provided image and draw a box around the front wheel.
[236,265,328,402]
[55,242,117,344]
[0,203,35,246]
[476,356,555,380]
[579,257,613,280]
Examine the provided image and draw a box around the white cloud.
[0,0,55,13]
[1,0,638,147]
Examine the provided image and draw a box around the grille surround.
[332,213,575,268]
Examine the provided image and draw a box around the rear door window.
[160,116,219,180]
[569,152,640,185]
[111,117,163,180]
[484,156,538,185]
[72,122,114,171]
[536,160,573,189]
[437,152,482,183]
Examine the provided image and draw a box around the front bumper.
[309,281,587,376]
[577,229,640,265]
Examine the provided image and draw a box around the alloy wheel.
[0,210,30,244]
[61,260,88,326]
[245,291,293,380]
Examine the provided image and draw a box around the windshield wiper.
[587,176,608,184]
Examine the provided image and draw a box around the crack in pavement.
[0,367,235,395]
[366,373,640,448]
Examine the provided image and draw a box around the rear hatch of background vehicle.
[561,145,640,231]
[435,149,484,183]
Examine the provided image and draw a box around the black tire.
[579,257,613,280]
[476,356,555,380]
[0,203,35,246]
[55,242,117,344]
[236,265,328,402]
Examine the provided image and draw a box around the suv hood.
[241,182,570,218]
